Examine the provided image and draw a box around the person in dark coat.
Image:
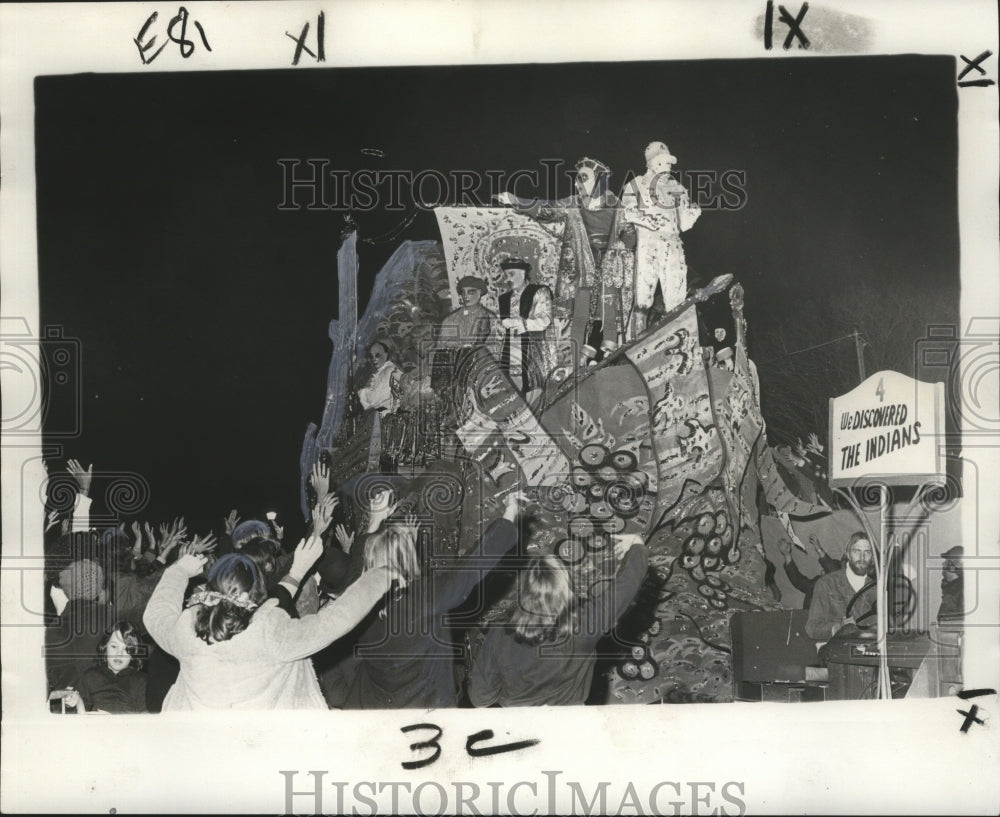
[468,535,648,707]
[342,491,528,709]
[937,545,964,624]
[46,557,112,692]
[497,260,556,403]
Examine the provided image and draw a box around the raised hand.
[502,489,529,521]
[290,536,324,579]
[396,511,419,543]
[66,459,93,496]
[130,521,143,556]
[776,538,792,559]
[175,553,208,578]
[224,509,240,536]
[806,432,824,455]
[312,493,340,538]
[310,462,330,501]
[45,510,60,533]
[159,517,189,556]
[186,532,218,555]
[143,522,156,552]
[611,532,643,561]
[334,523,354,554]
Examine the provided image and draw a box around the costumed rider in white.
[622,141,702,334]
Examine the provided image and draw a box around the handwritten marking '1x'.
[763,1,810,50]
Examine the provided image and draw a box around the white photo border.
[2,1,998,814]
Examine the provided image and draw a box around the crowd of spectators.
[44,459,648,712]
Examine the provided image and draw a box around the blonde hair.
[510,555,574,645]
[363,523,421,585]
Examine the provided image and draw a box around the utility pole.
[852,328,866,383]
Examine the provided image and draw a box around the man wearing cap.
[439,275,497,351]
[46,556,112,690]
[937,545,964,624]
[622,141,702,333]
[498,259,556,403]
[805,532,877,642]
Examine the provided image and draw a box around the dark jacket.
[468,544,648,707]
[77,664,148,713]
[45,599,112,691]
[343,519,518,709]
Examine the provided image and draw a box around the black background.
[35,56,959,533]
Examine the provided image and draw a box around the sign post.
[828,370,946,699]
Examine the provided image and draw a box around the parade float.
[296,199,892,704]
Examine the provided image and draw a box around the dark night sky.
[35,56,959,534]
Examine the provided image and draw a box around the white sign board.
[829,370,946,487]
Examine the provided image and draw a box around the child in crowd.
[54,621,148,714]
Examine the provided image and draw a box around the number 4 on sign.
[875,378,885,403]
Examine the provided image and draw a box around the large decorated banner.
[828,370,946,487]
[434,207,567,313]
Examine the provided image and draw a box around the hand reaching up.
[175,553,208,578]
[396,511,420,544]
[184,532,218,555]
[502,490,529,522]
[806,432,824,455]
[311,461,331,503]
[334,523,354,554]
[130,521,143,556]
[159,517,188,556]
[611,533,643,561]
[223,509,240,536]
[312,494,340,538]
[290,536,324,580]
[66,459,93,497]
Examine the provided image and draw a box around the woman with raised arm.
[342,491,529,709]
[468,534,648,707]
[142,536,395,709]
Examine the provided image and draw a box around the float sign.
[829,370,946,487]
